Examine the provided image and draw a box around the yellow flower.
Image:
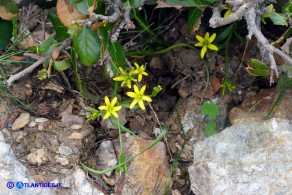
[134,63,148,82]
[127,85,152,110]
[98,96,122,120]
[113,67,137,88]
[195,32,218,59]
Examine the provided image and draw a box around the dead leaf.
[0,5,17,20]
[204,75,221,99]
[51,49,60,60]
[87,1,97,15]
[56,0,87,27]
[156,0,182,9]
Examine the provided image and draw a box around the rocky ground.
[0,3,291,195]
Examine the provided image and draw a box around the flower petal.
[204,32,210,40]
[98,105,107,110]
[111,97,117,107]
[133,85,139,93]
[195,42,203,47]
[127,92,136,98]
[196,35,204,43]
[130,100,138,109]
[140,85,146,94]
[127,80,132,88]
[224,9,231,17]
[142,95,152,102]
[138,74,142,82]
[114,105,122,111]
[105,96,110,106]
[138,100,145,110]
[208,44,219,51]
[103,112,111,120]
[134,62,139,69]
[112,111,119,118]
[209,33,216,43]
[113,76,124,81]
[201,46,207,59]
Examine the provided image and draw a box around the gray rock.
[188,118,292,195]
[95,140,117,177]
[0,131,52,195]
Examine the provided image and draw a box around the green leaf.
[108,41,126,76]
[80,125,169,175]
[30,35,55,55]
[122,0,143,9]
[282,64,292,79]
[205,121,217,136]
[48,13,69,41]
[187,7,203,32]
[0,18,12,51]
[165,0,218,7]
[270,11,288,26]
[76,0,95,14]
[246,59,269,77]
[73,26,101,66]
[201,102,219,119]
[0,0,18,14]
[37,68,48,80]
[277,74,292,90]
[215,24,233,43]
[53,59,71,71]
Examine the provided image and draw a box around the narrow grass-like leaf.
[0,19,13,51]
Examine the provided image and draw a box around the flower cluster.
[88,63,159,121]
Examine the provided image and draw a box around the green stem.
[201,60,210,105]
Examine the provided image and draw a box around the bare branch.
[5,39,72,87]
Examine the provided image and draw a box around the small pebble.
[28,121,37,128]
[35,118,48,123]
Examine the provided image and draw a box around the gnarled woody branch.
[209,0,292,84]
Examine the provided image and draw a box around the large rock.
[114,134,171,195]
[188,118,292,195]
[0,131,52,195]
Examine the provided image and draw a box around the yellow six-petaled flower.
[134,63,148,82]
[98,96,122,120]
[195,32,218,59]
[127,85,152,110]
[113,67,137,88]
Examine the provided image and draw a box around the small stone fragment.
[35,118,48,123]
[70,124,82,130]
[59,145,73,155]
[68,132,84,139]
[55,155,69,166]
[61,115,83,127]
[27,149,50,166]
[12,113,31,130]
[28,121,37,128]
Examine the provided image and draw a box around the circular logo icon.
[16,181,24,189]
[6,181,14,189]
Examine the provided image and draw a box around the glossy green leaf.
[53,59,71,71]
[48,13,69,41]
[73,26,101,66]
[201,102,219,119]
[187,7,203,32]
[122,0,143,9]
[270,11,288,26]
[246,59,269,77]
[30,35,55,55]
[108,41,126,76]
[0,19,12,51]
[205,121,217,136]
